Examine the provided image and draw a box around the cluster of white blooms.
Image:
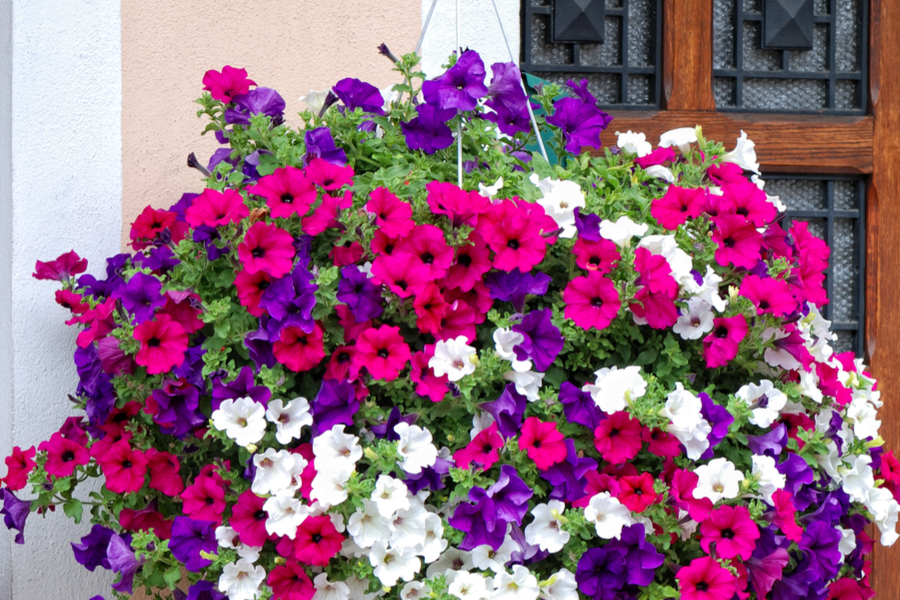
[663,383,712,460]
[582,365,647,414]
[529,174,586,239]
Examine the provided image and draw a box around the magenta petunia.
[237,221,296,278]
[489,214,548,273]
[702,314,748,368]
[617,473,657,512]
[700,505,760,560]
[395,224,454,281]
[250,166,317,219]
[202,65,255,103]
[454,422,504,470]
[594,411,643,464]
[184,188,249,228]
[306,157,354,191]
[287,515,344,566]
[38,432,89,478]
[563,272,621,330]
[711,214,763,269]
[301,191,352,236]
[739,274,797,317]
[444,232,493,292]
[718,181,776,227]
[370,253,432,298]
[273,324,326,372]
[1,446,36,491]
[130,206,176,243]
[519,417,568,470]
[96,440,148,494]
[352,325,410,381]
[367,187,415,238]
[33,250,88,281]
[426,181,491,228]
[268,562,314,600]
[133,314,188,375]
[651,185,706,230]
[410,345,450,403]
[676,556,736,600]
[573,238,620,273]
[229,490,269,547]
[413,283,449,335]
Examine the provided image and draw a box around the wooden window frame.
[593,0,900,589]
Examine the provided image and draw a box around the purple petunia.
[540,439,597,502]
[72,524,115,571]
[747,422,787,456]
[405,455,453,494]
[559,381,604,431]
[605,523,665,586]
[244,318,277,371]
[186,580,227,600]
[484,269,552,314]
[422,50,489,111]
[699,392,734,460]
[151,380,204,439]
[512,308,564,372]
[192,225,230,261]
[112,272,165,324]
[170,517,218,572]
[225,87,286,126]
[304,127,348,166]
[401,104,456,154]
[449,465,533,551]
[337,266,384,321]
[575,547,627,600]
[312,379,360,435]
[481,383,527,439]
[106,533,145,594]
[332,78,385,115]
[371,407,417,441]
[0,489,30,545]
[211,366,271,410]
[546,96,612,154]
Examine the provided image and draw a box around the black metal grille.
[713,0,867,114]
[764,174,866,355]
[520,0,662,109]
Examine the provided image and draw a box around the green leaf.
[163,565,183,589]
[63,498,83,524]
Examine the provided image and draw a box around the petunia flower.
[249,166,317,219]
[273,323,326,372]
[289,515,344,566]
[740,274,797,317]
[112,272,165,324]
[146,449,183,496]
[575,547,627,599]
[702,314,748,368]
[676,556,736,600]
[599,215,648,247]
[395,423,438,475]
[651,185,705,230]
[711,214,763,269]
[184,188,249,229]
[211,397,267,447]
[96,440,148,494]
[371,253,432,298]
[401,104,456,154]
[429,336,477,382]
[311,379,360,435]
[546,95,612,154]
[229,490,269,548]
[181,472,226,522]
[267,562,314,600]
[605,523,665,586]
[422,50,488,111]
[396,223,455,280]
[583,365,647,414]
[225,87,285,125]
[367,187,414,237]
[563,272,621,331]
[410,346,451,403]
[519,417,567,470]
[33,249,88,281]
[541,439,598,503]
[594,411,642,465]
[133,314,188,375]
[426,181,491,228]
[353,325,410,381]
[170,516,218,572]
[454,422,504,470]
[302,190,352,236]
[2,446,36,491]
[306,157,354,191]
[203,65,255,102]
[484,268,552,313]
[694,457,745,503]
[511,308,564,372]
[700,505,760,560]
[333,77,385,115]
[265,397,312,445]
[39,431,89,478]
[71,524,115,571]
[490,214,548,273]
[237,222,296,278]
[106,533,146,594]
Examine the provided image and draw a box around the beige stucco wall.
[121,0,421,245]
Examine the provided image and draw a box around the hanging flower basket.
[2,47,896,600]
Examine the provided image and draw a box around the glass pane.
[764,179,825,210]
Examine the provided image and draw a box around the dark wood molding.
[662,0,716,111]
[599,111,874,174]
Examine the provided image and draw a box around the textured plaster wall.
[419,0,521,81]
[1,1,123,598]
[120,0,422,244]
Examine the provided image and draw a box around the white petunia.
[722,130,760,174]
[583,493,634,539]
[310,461,354,508]
[211,397,267,448]
[347,498,393,548]
[539,569,578,600]
[525,501,570,553]
[616,130,652,156]
[252,448,297,496]
[529,174,586,239]
[840,454,875,503]
[761,327,803,371]
[396,422,438,474]
[370,541,421,587]
[401,581,428,600]
[313,573,351,600]
[816,440,844,483]
[301,90,331,114]
[427,547,476,577]
[479,177,504,201]
[694,458,744,504]
[313,425,362,468]
[416,512,448,563]
[372,475,411,517]
[751,454,785,503]
[659,126,698,154]
[265,397,313,444]
[736,380,788,428]
[673,297,715,340]
[264,493,309,538]
[838,526,857,559]
[599,216,648,247]
[380,86,400,113]
[643,164,676,183]
[695,266,728,312]
[449,571,490,600]
[493,565,540,600]
[493,328,532,372]
[472,533,520,573]
[583,366,647,414]
[390,500,429,550]
[504,370,544,402]
[218,558,266,600]
[663,383,704,428]
[236,544,261,563]
[216,525,241,549]
[867,487,900,546]
[847,397,881,441]
[430,336,478,382]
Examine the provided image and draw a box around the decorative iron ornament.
[713,0,867,114]
[521,0,662,108]
[762,0,814,49]
[552,0,606,43]
[765,174,866,356]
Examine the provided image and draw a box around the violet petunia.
[777,453,815,507]
[575,547,627,600]
[799,521,843,580]
[486,465,533,525]
[512,308,564,372]
[225,87,286,126]
[559,381,604,431]
[106,533,145,594]
[747,423,787,457]
[72,524,115,571]
[333,78,385,115]
[699,392,734,460]
[481,383,527,439]
[449,465,533,552]
[112,272,165,324]
[486,61,528,114]
[169,517,218,572]
[0,489,30,545]
[546,96,612,154]
[401,104,456,154]
[422,50,488,111]
[304,127,347,166]
[211,366,271,411]
[337,266,384,321]
[186,580,227,600]
[484,269,552,314]
[312,379,360,435]
[244,319,277,370]
[540,439,597,502]
[605,524,664,587]
[371,407,417,441]
[566,78,598,105]
[405,456,452,494]
[192,225,230,261]
[172,344,208,391]
[574,208,603,242]
[151,379,204,439]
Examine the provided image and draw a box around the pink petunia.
[519,417,568,470]
[237,221,296,277]
[230,490,270,547]
[306,158,354,191]
[651,185,705,230]
[739,275,797,317]
[676,556,737,600]
[617,473,657,512]
[370,253,431,298]
[130,206,176,244]
[711,214,763,269]
[702,314,748,368]
[301,191,352,236]
[352,325,410,381]
[287,515,343,566]
[718,181,776,227]
[96,440,148,494]
[700,505,760,560]
[33,249,87,281]
[367,187,415,237]
[453,423,504,470]
[593,412,643,465]
[444,232,493,292]
[274,324,326,372]
[395,223,454,280]
[184,188,249,228]
[133,314,188,375]
[413,283,449,335]
[572,238,620,273]
[489,214,548,272]
[426,181,491,228]
[146,449,184,496]
[250,166,317,219]
[434,299,477,343]
[410,345,451,403]
[39,432,89,478]
[1,446,36,491]
[563,272,621,331]
[768,490,803,543]
[234,269,273,317]
[203,65,255,103]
